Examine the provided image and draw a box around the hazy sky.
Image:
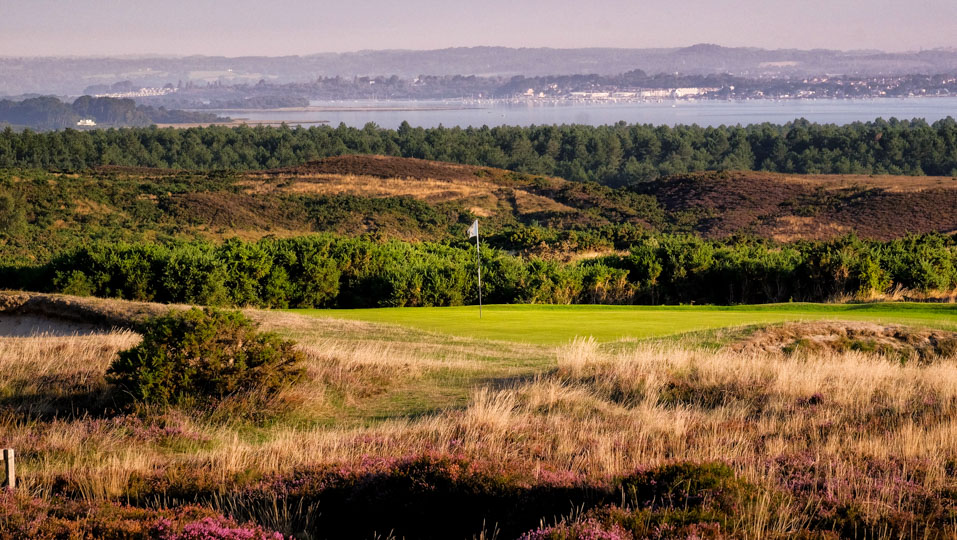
[2,0,956,56]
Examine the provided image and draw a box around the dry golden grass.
[769,215,853,243]
[1,310,956,535]
[241,173,493,201]
[0,331,139,403]
[237,172,575,217]
[744,170,957,193]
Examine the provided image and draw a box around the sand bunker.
[0,314,110,337]
[0,291,163,338]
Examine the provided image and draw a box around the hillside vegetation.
[2,155,956,307]
[1,155,954,259]
[3,115,957,538]
[1,293,957,538]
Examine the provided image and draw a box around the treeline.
[5,233,954,307]
[0,96,224,131]
[3,118,957,183]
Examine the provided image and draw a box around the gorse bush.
[15,232,955,308]
[107,308,304,407]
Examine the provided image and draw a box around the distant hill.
[264,157,957,241]
[1,156,954,266]
[6,45,957,95]
[632,170,957,241]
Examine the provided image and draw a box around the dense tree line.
[2,118,957,183]
[4,233,954,307]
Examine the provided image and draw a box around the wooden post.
[2,448,13,489]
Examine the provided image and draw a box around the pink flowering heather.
[0,491,284,540]
[520,518,633,540]
[163,517,284,540]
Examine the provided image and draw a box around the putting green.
[294,303,957,344]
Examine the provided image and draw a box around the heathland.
[1,119,956,538]
[1,153,954,308]
[2,292,957,538]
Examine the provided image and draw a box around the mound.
[0,291,165,331]
[253,155,655,233]
[265,155,521,185]
[168,191,308,230]
[0,314,106,337]
[636,170,957,240]
[727,320,957,360]
[639,171,810,237]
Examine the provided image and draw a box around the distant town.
[119,71,957,110]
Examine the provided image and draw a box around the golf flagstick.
[468,219,481,318]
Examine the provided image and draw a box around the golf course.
[296,302,957,343]
[2,147,957,538]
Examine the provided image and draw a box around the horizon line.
[2,43,956,60]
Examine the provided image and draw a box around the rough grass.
[294,302,957,344]
[2,299,957,538]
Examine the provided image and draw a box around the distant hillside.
[6,45,957,94]
[1,156,954,267]
[634,170,957,241]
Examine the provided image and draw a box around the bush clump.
[107,308,304,407]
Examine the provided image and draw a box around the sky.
[2,0,956,57]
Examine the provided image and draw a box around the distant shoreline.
[140,95,957,130]
[193,105,483,113]
[154,119,331,128]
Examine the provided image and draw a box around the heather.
[1,303,956,538]
[0,491,283,540]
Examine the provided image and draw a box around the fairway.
[294,302,957,344]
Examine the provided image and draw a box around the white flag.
[467,219,479,239]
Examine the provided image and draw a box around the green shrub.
[31,231,957,308]
[107,308,305,407]
[618,461,754,516]
[0,188,26,237]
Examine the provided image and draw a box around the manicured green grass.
[294,303,957,344]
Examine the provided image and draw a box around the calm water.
[217,97,957,129]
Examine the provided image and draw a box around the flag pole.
[475,223,482,319]
[468,219,482,318]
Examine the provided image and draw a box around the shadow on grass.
[480,371,544,391]
[0,374,123,420]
